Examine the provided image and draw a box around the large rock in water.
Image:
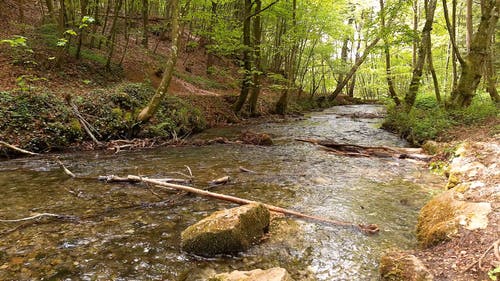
[181,203,270,257]
[380,252,433,281]
[209,268,293,281]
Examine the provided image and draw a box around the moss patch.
[416,191,459,248]
[380,252,433,281]
[181,203,270,257]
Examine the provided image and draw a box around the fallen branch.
[127,175,379,234]
[462,239,500,273]
[210,176,230,185]
[0,213,73,222]
[239,166,257,173]
[98,175,190,184]
[0,141,39,156]
[297,138,431,161]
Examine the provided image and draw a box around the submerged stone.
[379,251,433,281]
[209,267,293,281]
[181,203,270,257]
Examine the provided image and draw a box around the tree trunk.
[105,0,124,70]
[233,0,253,113]
[466,0,473,52]
[76,0,89,59]
[206,1,218,73]
[404,0,438,109]
[412,0,419,68]
[450,0,499,107]
[485,34,499,103]
[380,0,401,106]
[45,0,57,22]
[141,0,149,48]
[330,37,381,101]
[248,0,262,116]
[137,0,180,123]
[427,33,441,102]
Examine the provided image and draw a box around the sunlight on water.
[0,105,444,280]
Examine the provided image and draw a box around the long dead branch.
[296,138,431,161]
[0,141,39,156]
[127,175,379,234]
[0,213,73,222]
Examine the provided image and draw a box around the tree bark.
[248,0,263,116]
[380,0,401,106]
[330,37,381,101]
[141,0,149,48]
[404,0,438,109]
[105,0,124,70]
[427,32,441,102]
[466,0,473,52]
[137,0,180,122]
[76,0,89,59]
[450,0,499,107]
[233,0,253,113]
[485,34,500,103]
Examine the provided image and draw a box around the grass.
[383,92,499,145]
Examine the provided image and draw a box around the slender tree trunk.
[450,0,499,107]
[76,0,89,59]
[380,0,401,105]
[330,37,381,101]
[105,0,123,70]
[248,0,262,116]
[233,0,253,113]
[137,0,180,123]
[412,0,419,68]
[206,1,218,73]
[404,0,438,109]
[275,0,297,114]
[427,38,441,103]
[141,0,149,48]
[466,0,473,52]
[45,0,57,22]
[89,0,99,48]
[451,0,458,92]
[485,32,499,103]
[99,0,112,49]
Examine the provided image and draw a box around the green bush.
[383,93,499,145]
[0,83,207,154]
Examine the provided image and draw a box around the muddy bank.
[381,140,500,281]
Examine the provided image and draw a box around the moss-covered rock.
[379,251,433,281]
[416,190,491,248]
[181,203,270,257]
[209,267,293,281]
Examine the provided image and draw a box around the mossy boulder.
[181,203,270,257]
[379,251,433,281]
[209,268,293,281]
[416,190,491,248]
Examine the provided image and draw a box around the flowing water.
[0,105,443,280]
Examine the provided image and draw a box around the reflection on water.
[0,105,444,280]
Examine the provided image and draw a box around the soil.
[412,138,500,281]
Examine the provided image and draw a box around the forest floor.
[411,129,500,281]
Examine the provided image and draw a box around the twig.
[239,166,257,173]
[462,239,500,273]
[55,158,76,178]
[184,165,193,178]
[0,141,39,155]
[0,213,68,222]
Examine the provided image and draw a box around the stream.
[0,105,444,280]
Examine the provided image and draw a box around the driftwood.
[210,176,230,185]
[98,175,190,184]
[127,175,379,234]
[296,138,432,161]
[0,141,39,156]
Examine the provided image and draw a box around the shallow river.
[0,105,443,280]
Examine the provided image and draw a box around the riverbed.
[0,105,444,280]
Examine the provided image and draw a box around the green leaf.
[64,29,77,36]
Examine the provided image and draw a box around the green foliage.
[489,266,500,281]
[383,94,499,145]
